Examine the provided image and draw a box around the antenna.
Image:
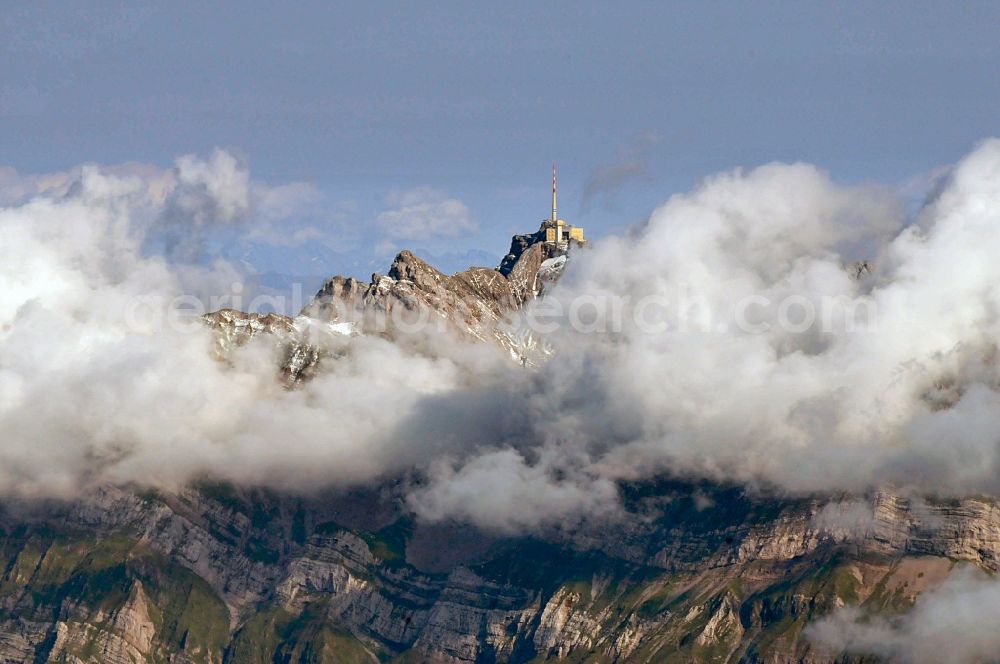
[551,162,557,224]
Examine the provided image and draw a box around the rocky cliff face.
[0,480,996,663]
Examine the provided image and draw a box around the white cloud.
[407,448,621,534]
[808,566,1000,663]
[406,138,1000,526]
[374,187,475,249]
[171,149,251,225]
[0,153,509,498]
[811,500,879,541]
[0,161,174,206]
[500,140,1000,497]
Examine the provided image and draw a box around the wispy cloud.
[581,131,662,211]
[373,187,476,254]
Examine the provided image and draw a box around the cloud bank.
[408,138,1000,527]
[0,153,510,498]
[6,141,1000,535]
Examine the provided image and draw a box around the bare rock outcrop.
[301,230,572,363]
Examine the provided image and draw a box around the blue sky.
[3,1,1000,284]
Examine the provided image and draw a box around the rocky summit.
[301,234,565,363]
[206,223,570,377]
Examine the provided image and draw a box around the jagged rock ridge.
[302,235,565,362]
[205,223,572,372]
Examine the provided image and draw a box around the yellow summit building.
[543,164,585,246]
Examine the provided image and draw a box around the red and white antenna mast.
[551,162,558,224]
